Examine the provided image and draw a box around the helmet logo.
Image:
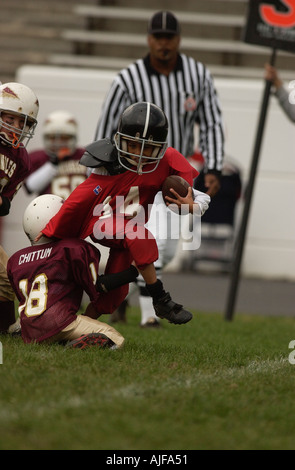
[2,87,19,99]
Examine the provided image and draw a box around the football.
[161,175,190,214]
[162,175,190,201]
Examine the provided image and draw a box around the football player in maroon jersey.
[7,194,138,348]
[24,110,88,200]
[35,102,211,326]
[0,82,39,334]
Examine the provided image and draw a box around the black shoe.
[66,333,115,350]
[109,299,128,324]
[153,292,193,325]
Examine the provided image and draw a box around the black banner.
[243,0,295,52]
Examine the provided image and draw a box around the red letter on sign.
[260,0,295,27]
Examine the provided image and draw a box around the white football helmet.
[23,194,64,245]
[0,82,39,148]
[43,110,78,158]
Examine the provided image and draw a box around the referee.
[94,10,225,326]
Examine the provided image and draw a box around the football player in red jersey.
[0,82,39,334]
[7,194,138,348]
[24,110,88,199]
[36,102,211,325]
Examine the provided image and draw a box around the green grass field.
[0,307,294,450]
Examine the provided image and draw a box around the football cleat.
[140,317,161,328]
[66,333,115,350]
[109,299,128,324]
[8,318,21,336]
[153,292,193,325]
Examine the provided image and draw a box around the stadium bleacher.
[1,0,294,83]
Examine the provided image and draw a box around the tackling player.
[0,82,39,334]
[7,194,139,348]
[35,102,211,325]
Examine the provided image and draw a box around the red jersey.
[7,238,101,343]
[42,148,198,241]
[26,148,87,199]
[0,142,31,201]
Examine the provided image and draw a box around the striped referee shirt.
[94,53,224,172]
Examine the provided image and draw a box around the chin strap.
[12,133,21,148]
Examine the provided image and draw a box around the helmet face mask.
[43,110,78,159]
[44,134,77,160]
[0,111,37,149]
[115,132,167,174]
[114,102,168,175]
[0,83,39,148]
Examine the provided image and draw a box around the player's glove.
[48,147,71,165]
[48,153,59,165]
[96,265,138,293]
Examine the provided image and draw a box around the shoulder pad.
[80,138,117,168]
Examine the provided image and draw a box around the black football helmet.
[114,102,168,174]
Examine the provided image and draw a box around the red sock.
[0,301,15,333]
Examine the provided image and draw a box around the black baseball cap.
[148,11,180,35]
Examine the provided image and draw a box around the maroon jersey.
[0,142,30,201]
[7,238,101,343]
[26,148,87,198]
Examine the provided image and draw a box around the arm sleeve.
[275,86,295,123]
[197,67,225,173]
[42,180,95,239]
[192,188,211,215]
[25,162,58,194]
[68,242,100,301]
